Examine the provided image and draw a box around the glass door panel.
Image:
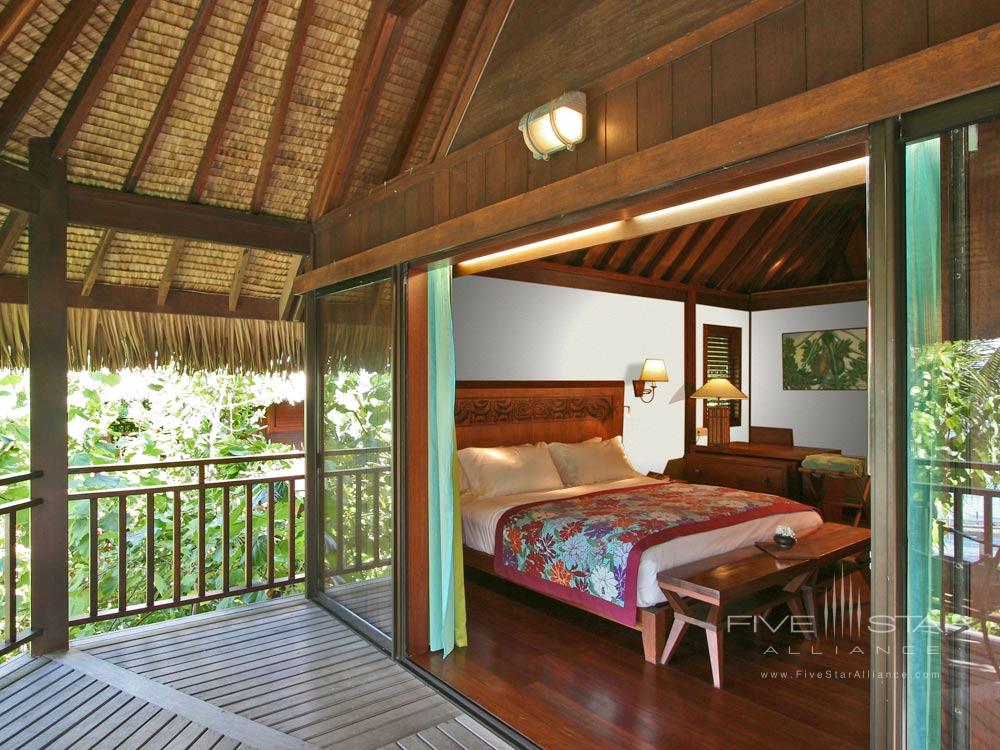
[904,107,1000,750]
[316,276,395,644]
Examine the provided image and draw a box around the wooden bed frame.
[455,380,668,663]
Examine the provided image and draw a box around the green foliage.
[0,366,307,645]
[781,328,868,390]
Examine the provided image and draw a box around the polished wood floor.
[0,595,513,750]
[416,569,871,750]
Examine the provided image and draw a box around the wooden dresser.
[684,442,842,500]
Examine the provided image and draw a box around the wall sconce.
[632,358,668,403]
[690,378,748,446]
[519,91,586,160]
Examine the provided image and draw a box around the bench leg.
[640,606,668,664]
[706,605,724,688]
[661,617,689,665]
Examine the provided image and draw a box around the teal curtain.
[904,137,943,750]
[427,264,467,656]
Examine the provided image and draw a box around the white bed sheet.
[460,477,823,608]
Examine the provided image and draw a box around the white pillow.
[457,442,564,499]
[547,436,642,487]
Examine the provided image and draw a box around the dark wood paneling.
[672,46,713,136]
[712,27,756,122]
[484,141,507,204]
[405,178,434,234]
[929,0,1000,44]
[575,92,606,172]
[448,162,468,218]
[636,66,672,151]
[605,82,638,162]
[756,2,806,106]
[549,143,577,183]
[862,0,929,68]
[466,151,485,211]
[805,0,863,89]
[505,137,528,197]
[382,188,406,244]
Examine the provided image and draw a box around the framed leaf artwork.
[781,328,867,390]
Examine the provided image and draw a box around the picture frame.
[781,328,867,391]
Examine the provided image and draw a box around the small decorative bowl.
[773,533,796,549]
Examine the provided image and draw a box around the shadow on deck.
[0,589,513,750]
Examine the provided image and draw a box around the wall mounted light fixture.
[519,91,586,160]
[632,358,668,403]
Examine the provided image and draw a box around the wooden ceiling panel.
[546,185,865,295]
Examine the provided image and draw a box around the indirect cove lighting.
[456,156,868,275]
[519,92,586,160]
[632,358,669,403]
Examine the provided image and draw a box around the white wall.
[452,276,685,473]
[695,305,750,443]
[750,301,868,457]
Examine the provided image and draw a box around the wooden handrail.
[0,470,42,486]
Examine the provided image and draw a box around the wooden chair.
[799,468,872,526]
[936,521,1000,676]
[749,426,794,445]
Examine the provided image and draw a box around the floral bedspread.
[493,481,812,625]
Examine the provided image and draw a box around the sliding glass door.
[902,90,1000,750]
[314,273,396,647]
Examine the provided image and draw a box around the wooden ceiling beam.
[605,236,645,274]
[0,273,286,321]
[644,223,700,280]
[0,210,28,271]
[66,183,311,254]
[577,242,613,268]
[0,0,43,57]
[388,0,431,17]
[720,195,828,292]
[684,208,766,287]
[426,0,514,162]
[710,197,809,289]
[387,0,468,177]
[157,238,185,306]
[0,0,101,151]
[310,1,407,219]
[626,229,672,277]
[189,0,271,202]
[124,0,219,191]
[51,0,152,157]
[251,0,316,214]
[278,255,304,320]
[81,228,115,296]
[750,194,846,290]
[749,280,867,311]
[229,249,252,311]
[667,216,731,282]
[779,205,862,289]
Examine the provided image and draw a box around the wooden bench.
[656,523,871,688]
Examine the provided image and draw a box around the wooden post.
[683,290,696,449]
[304,294,320,600]
[28,137,69,654]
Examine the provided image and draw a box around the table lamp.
[690,378,748,446]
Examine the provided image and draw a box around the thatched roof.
[0,0,492,371]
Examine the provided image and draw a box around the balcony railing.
[0,470,42,656]
[920,460,1000,558]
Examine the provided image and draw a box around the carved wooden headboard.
[455,381,625,449]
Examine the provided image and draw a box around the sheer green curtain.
[904,137,943,750]
[427,264,467,656]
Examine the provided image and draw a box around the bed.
[455,380,823,663]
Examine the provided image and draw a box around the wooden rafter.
[645,222,701,281]
[278,255,304,320]
[626,230,673,277]
[427,0,514,162]
[0,0,43,57]
[309,0,407,220]
[780,205,862,288]
[605,236,644,274]
[0,210,28,271]
[578,242,613,268]
[684,208,766,286]
[387,0,467,177]
[81,228,115,296]
[0,0,101,151]
[51,0,152,157]
[189,0,271,202]
[229,249,252,311]
[746,195,840,291]
[251,0,316,214]
[124,0,219,192]
[709,197,809,289]
[157,238,185,306]
[388,0,430,17]
[667,216,729,282]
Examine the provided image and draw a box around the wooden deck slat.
[448,717,515,750]
[5,678,109,749]
[276,679,438,734]
[142,716,194,750]
[76,696,150,750]
[244,665,402,722]
[0,665,83,730]
[300,691,453,740]
[316,697,460,750]
[0,655,46,691]
[18,682,119,749]
[44,691,137,750]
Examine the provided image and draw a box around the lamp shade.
[690,377,747,400]
[519,92,586,160]
[639,358,669,383]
